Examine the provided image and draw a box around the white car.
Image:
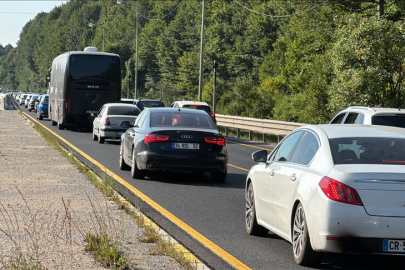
[330,106,405,127]
[92,103,140,144]
[246,124,405,266]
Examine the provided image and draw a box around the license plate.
[172,143,199,149]
[383,239,405,252]
[116,132,122,136]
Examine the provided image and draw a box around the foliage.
[1,0,405,123]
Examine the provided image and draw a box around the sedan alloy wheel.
[292,203,323,266]
[131,147,145,179]
[119,143,130,170]
[245,183,268,236]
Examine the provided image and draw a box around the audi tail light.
[205,136,226,146]
[145,134,169,143]
[319,177,363,206]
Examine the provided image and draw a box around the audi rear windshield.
[330,137,405,165]
[69,55,120,86]
[372,116,405,128]
[150,112,215,129]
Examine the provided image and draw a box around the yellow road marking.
[227,140,273,151]
[21,111,252,270]
[228,163,250,172]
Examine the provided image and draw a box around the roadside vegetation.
[1,1,405,124]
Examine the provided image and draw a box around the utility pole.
[213,60,218,114]
[198,0,205,102]
[378,0,384,18]
[135,4,138,99]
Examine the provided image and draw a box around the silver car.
[246,124,405,266]
[92,103,141,144]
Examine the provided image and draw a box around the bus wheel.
[58,122,65,130]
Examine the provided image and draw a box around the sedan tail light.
[319,177,363,206]
[205,136,226,146]
[145,134,169,143]
[103,117,111,126]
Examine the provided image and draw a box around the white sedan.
[245,125,405,266]
[92,103,140,144]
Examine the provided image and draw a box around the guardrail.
[215,114,305,142]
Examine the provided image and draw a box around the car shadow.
[143,171,247,189]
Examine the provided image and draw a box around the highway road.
[18,103,405,270]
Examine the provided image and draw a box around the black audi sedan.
[119,107,228,181]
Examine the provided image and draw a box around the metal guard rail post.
[215,114,305,142]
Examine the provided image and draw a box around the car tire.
[38,114,43,120]
[92,128,97,141]
[27,108,31,112]
[211,167,227,182]
[119,143,130,170]
[97,129,105,144]
[131,147,145,179]
[245,182,269,236]
[292,203,323,266]
[51,120,57,126]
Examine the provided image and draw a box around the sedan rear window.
[182,105,212,113]
[330,137,405,165]
[107,106,140,116]
[150,112,215,129]
[371,116,405,128]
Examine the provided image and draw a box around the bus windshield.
[69,55,120,86]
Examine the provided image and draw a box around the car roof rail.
[347,106,376,112]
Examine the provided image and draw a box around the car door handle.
[269,169,275,176]
[290,174,297,181]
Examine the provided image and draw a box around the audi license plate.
[383,239,405,252]
[172,143,199,149]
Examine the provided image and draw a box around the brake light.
[103,117,111,126]
[209,113,215,118]
[319,177,363,206]
[66,98,71,112]
[41,102,48,105]
[145,134,169,143]
[205,136,226,146]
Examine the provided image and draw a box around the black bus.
[48,47,121,129]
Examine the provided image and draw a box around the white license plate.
[172,143,199,149]
[116,132,122,136]
[383,239,405,252]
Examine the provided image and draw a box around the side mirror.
[120,120,132,129]
[252,150,268,163]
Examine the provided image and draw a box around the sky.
[0,0,68,47]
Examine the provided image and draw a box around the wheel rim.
[131,149,135,174]
[293,206,305,258]
[119,145,124,166]
[245,185,254,230]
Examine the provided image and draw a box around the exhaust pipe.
[148,164,160,170]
